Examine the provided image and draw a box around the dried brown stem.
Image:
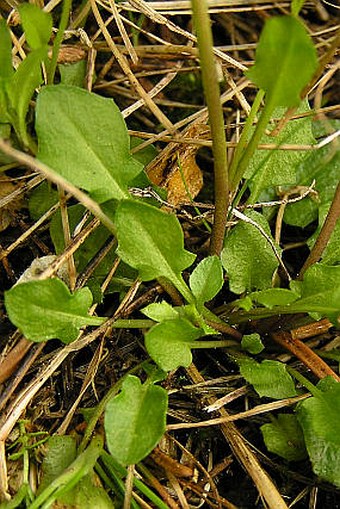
[0,338,32,385]
[185,363,289,509]
[271,330,340,381]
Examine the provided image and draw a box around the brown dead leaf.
[0,176,24,232]
[55,45,87,65]
[146,124,207,206]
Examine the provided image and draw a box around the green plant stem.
[48,0,72,84]
[136,464,175,509]
[226,302,339,324]
[111,319,155,329]
[95,461,140,509]
[288,367,321,396]
[100,452,170,509]
[229,89,265,189]
[298,180,340,279]
[0,485,28,509]
[191,0,229,256]
[191,340,238,349]
[224,306,296,324]
[229,91,276,194]
[175,276,196,304]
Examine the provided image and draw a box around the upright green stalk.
[48,0,73,84]
[191,0,229,256]
[228,89,265,190]
[229,91,276,192]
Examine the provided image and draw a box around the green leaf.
[28,181,59,221]
[50,205,90,257]
[130,136,158,166]
[189,256,223,309]
[104,375,167,465]
[18,3,52,50]
[0,19,14,81]
[50,204,112,273]
[289,263,340,323]
[60,474,114,508]
[221,211,279,294]
[4,279,105,343]
[142,363,167,385]
[234,295,253,311]
[245,101,315,202]
[115,200,195,299]
[251,288,299,308]
[291,0,306,16]
[241,333,264,354]
[0,20,13,124]
[59,60,87,87]
[145,318,204,371]
[174,303,217,336]
[39,436,77,493]
[36,86,143,203]
[10,47,47,144]
[246,15,317,108]
[283,195,318,229]
[105,261,138,296]
[238,357,297,399]
[284,125,340,228]
[49,202,120,302]
[242,265,340,322]
[297,377,340,487]
[261,414,307,461]
[32,435,105,509]
[142,301,179,322]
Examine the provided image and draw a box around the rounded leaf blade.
[115,200,195,295]
[104,375,167,466]
[246,16,317,108]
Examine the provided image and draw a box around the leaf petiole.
[230,91,277,191]
[229,89,265,189]
[111,319,155,329]
[191,339,238,349]
[48,0,73,84]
